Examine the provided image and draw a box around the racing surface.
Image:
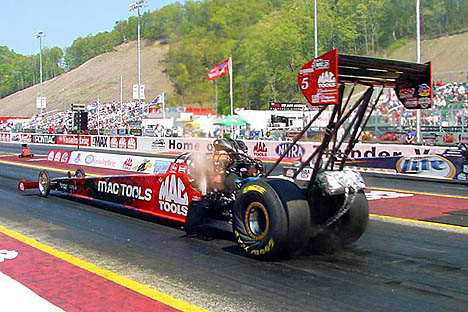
[0,143,467,311]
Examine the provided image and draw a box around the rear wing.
[298,49,432,109]
[267,49,433,180]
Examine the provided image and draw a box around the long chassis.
[18,50,433,259]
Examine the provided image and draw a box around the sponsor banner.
[269,102,307,111]
[137,136,449,162]
[0,132,11,142]
[20,134,32,143]
[56,135,91,147]
[68,150,171,174]
[47,150,72,163]
[109,136,138,150]
[347,151,467,181]
[33,134,56,145]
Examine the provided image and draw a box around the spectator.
[405,126,415,144]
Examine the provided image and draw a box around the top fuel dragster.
[18,49,433,259]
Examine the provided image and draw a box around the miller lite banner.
[298,49,339,106]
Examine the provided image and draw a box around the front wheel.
[75,168,86,177]
[38,170,51,197]
[233,179,310,259]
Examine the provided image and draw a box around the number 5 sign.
[298,49,339,106]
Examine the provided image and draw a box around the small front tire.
[75,168,86,177]
[38,170,51,197]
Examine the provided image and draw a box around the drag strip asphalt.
[0,144,467,311]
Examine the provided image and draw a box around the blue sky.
[0,0,179,56]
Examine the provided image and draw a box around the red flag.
[206,58,230,80]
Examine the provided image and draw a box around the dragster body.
[18,49,434,259]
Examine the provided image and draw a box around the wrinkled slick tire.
[308,191,369,253]
[74,168,86,177]
[233,179,310,260]
[38,170,51,198]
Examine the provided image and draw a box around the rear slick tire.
[233,179,310,260]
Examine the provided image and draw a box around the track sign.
[133,84,145,100]
[71,103,86,111]
[298,49,339,106]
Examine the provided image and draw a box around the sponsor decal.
[74,153,81,163]
[285,168,295,177]
[93,136,108,148]
[158,174,189,216]
[127,137,137,149]
[457,173,467,181]
[253,142,268,157]
[33,134,56,144]
[418,83,431,97]
[404,97,419,108]
[312,58,330,70]
[61,152,70,163]
[119,137,127,149]
[54,151,62,162]
[399,88,415,99]
[396,155,456,178]
[97,180,152,201]
[312,93,336,103]
[85,154,95,164]
[123,158,133,170]
[47,151,55,161]
[151,139,166,151]
[418,97,431,108]
[234,230,275,255]
[11,134,20,141]
[317,71,336,88]
[275,143,305,159]
[299,168,313,180]
[178,165,187,174]
[299,68,314,74]
[153,160,171,174]
[133,160,152,172]
[110,137,118,148]
[242,185,266,194]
